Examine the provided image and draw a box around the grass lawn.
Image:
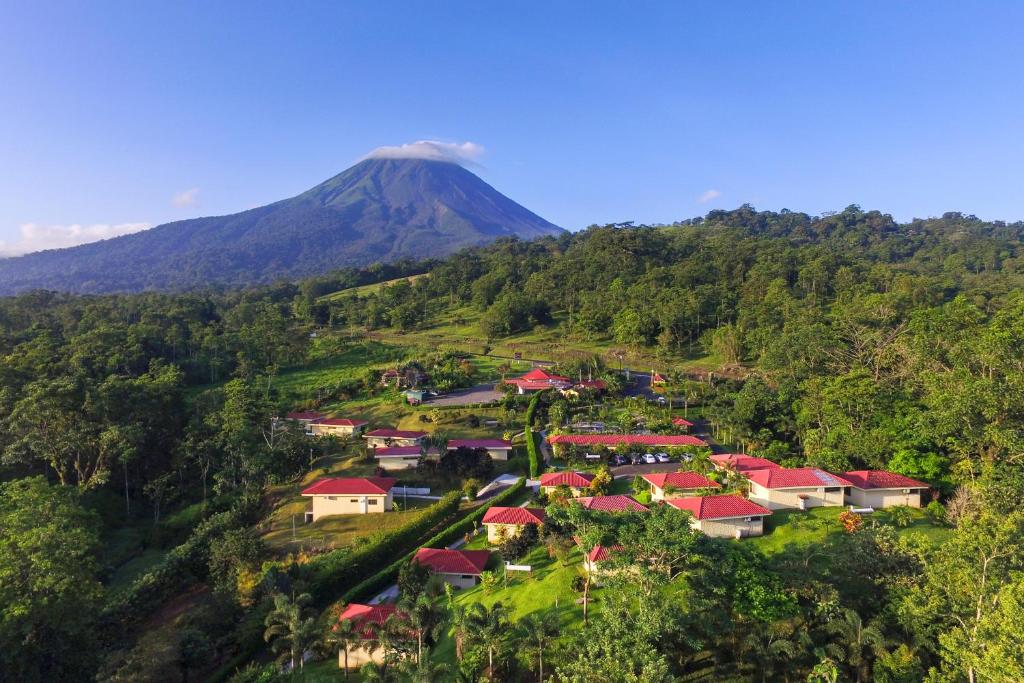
[107,548,168,592]
[317,273,430,302]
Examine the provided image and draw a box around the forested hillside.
[2,205,1024,682]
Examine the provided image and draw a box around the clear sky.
[2,2,1023,254]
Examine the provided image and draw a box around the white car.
[655,452,672,463]
[641,453,658,464]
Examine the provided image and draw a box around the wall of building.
[310,423,363,437]
[650,486,707,502]
[366,436,422,448]
[309,491,393,520]
[437,573,479,590]
[748,483,846,510]
[486,523,526,543]
[340,644,385,669]
[376,458,420,471]
[847,488,923,509]
[696,516,765,538]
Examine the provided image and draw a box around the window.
[744,516,754,522]
[368,498,378,505]
[461,575,472,580]
[327,496,337,501]
[824,487,841,493]
[350,499,359,503]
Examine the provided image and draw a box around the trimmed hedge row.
[100,494,261,637]
[341,477,527,603]
[304,490,463,603]
[524,390,545,477]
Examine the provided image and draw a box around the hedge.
[524,390,546,478]
[341,477,527,603]
[303,490,463,603]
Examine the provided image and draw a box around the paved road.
[424,383,503,406]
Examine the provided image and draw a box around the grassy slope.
[317,274,430,302]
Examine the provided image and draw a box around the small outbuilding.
[413,548,492,589]
[841,470,930,509]
[667,495,772,538]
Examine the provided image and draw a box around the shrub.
[838,510,863,534]
[524,391,547,478]
[925,500,946,525]
[498,523,538,561]
[887,505,914,528]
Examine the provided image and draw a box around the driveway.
[610,463,681,478]
[424,383,503,406]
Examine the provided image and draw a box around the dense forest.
[2,205,1024,682]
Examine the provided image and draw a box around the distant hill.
[0,158,564,294]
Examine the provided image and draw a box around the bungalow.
[539,471,596,496]
[671,417,694,431]
[547,434,707,452]
[577,378,607,392]
[364,428,428,448]
[581,543,624,574]
[482,506,546,543]
[372,446,423,471]
[842,470,930,509]
[744,468,852,511]
[283,411,324,435]
[642,471,721,501]
[335,603,407,670]
[709,453,782,474]
[575,494,649,512]
[447,438,514,461]
[667,495,773,538]
[310,418,368,438]
[413,548,491,589]
[301,477,395,521]
[504,367,573,394]
[651,372,667,386]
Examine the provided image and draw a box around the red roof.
[745,468,852,489]
[447,439,512,450]
[652,372,667,384]
[337,603,400,640]
[506,378,572,391]
[521,367,571,382]
[548,434,707,447]
[482,506,546,525]
[671,417,694,427]
[302,477,396,495]
[667,495,772,520]
[578,379,607,390]
[842,470,929,490]
[710,454,782,472]
[373,446,422,458]
[364,429,427,439]
[317,418,368,427]
[539,471,596,488]
[576,495,649,512]
[642,472,721,490]
[586,544,624,563]
[286,411,324,421]
[414,548,491,575]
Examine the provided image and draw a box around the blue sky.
[2,2,1023,254]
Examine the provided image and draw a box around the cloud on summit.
[365,140,485,166]
[0,222,152,256]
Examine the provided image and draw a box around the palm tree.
[399,648,451,682]
[825,608,888,683]
[326,616,360,678]
[466,602,510,681]
[740,623,799,683]
[403,593,449,663]
[263,592,319,672]
[448,601,470,661]
[519,610,560,681]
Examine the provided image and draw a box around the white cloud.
[172,187,200,207]
[365,140,485,166]
[698,189,722,204]
[0,222,152,256]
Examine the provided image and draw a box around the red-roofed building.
[745,468,853,510]
[414,548,492,589]
[504,367,573,394]
[576,494,649,512]
[539,471,596,496]
[842,470,931,508]
[710,453,782,473]
[310,417,369,438]
[363,428,428,448]
[642,471,721,501]
[372,446,423,470]
[547,434,707,451]
[301,477,396,520]
[446,438,514,461]
[482,506,546,543]
[335,603,407,670]
[667,495,772,538]
[577,379,608,392]
[282,410,324,435]
[671,417,694,430]
[581,543,625,574]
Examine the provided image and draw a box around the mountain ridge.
[0,158,564,294]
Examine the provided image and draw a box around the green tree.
[519,610,560,682]
[263,592,319,672]
[466,601,511,680]
[824,608,887,683]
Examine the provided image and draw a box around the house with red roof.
[842,470,931,508]
[581,543,626,575]
[282,410,324,435]
[446,438,514,461]
[310,417,369,438]
[363,428,428,448]
[372,446,423,471]
[641,471,721,501]
[413,547,492,589]
[503,367,573,394]
[709,453,782,474]
[744,468,853,510]
[539,471,596,496]
[481,506,546,543]
[671,416,694,431]
[547,434,707,453]
[575,494,649,513]
[301,477,396,520]
[667,495,773,538]
[335,603,407,670]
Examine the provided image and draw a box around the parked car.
[629,453,644,465]
[655,452,672,463]
[609,454,629,467]
[641,453,658,464]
